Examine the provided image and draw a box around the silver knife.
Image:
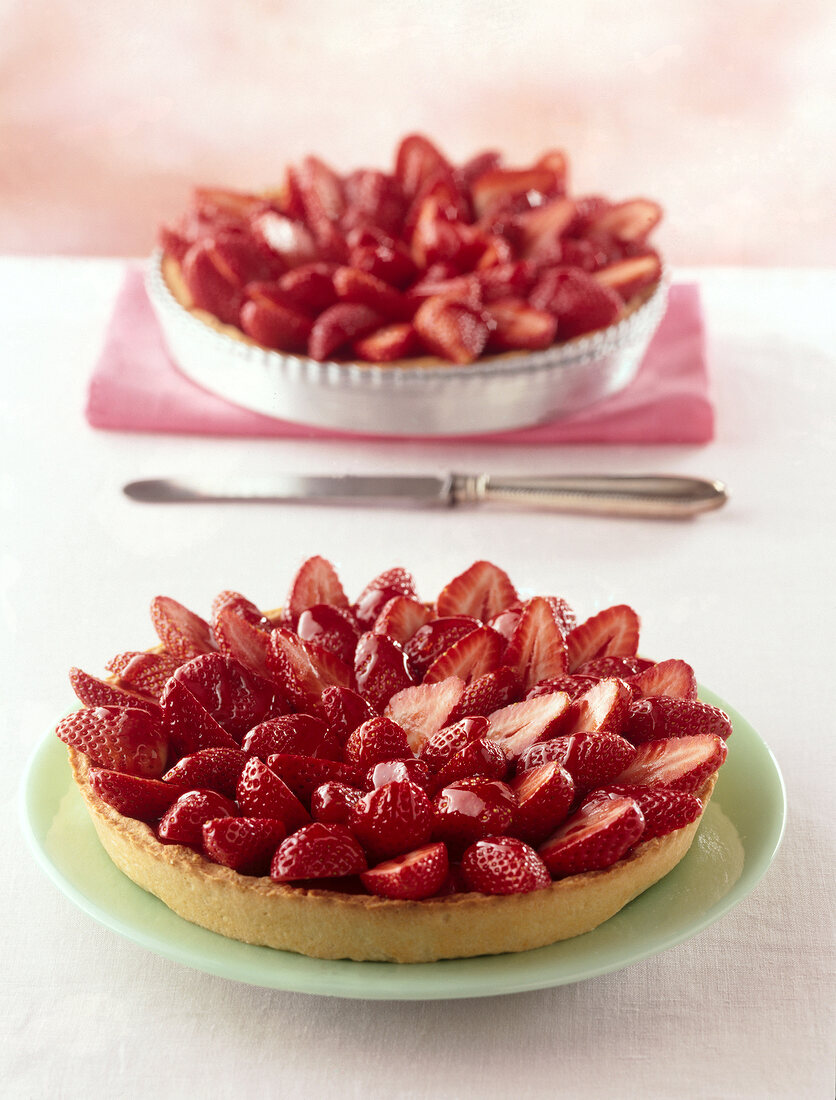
[123,473,727,518]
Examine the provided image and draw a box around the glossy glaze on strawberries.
[159,135,664,365]
[58,558,729,902]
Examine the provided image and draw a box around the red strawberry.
[349,779,433,859]
[575,655,652,679]
[528,267,622,339]
[486,606,522,642]
[353,632,414,712]
[349,239,418,289]
[150,596,216,661]
[483,297,557,352]
[319,685,377,743]
[202,817,287,875]
[274,262,338,314]
[566,605,641,671]
[471,166,558,218]
[354,567,418,629]
[436,561,518,621]
[447,666,521,722]
[403,616,481,679]
[423,625,504,685]
[242,715,342,761]
[394,134,451,202]
[266,755,364,805]
[353,322,419,362]
[158,789,236,848]
[627,659,698,701]
[181,239,245,325]
[588,198,663,243]
[240,294,312,352]
[418,715,490,772]
[558,677,633,738]
[333,266,412,321]
[527,674,598,701]
[509,762,575,844]
[170,652,281,739]
[296,603,359,665]
[361,842,449,900]
[342,168,407,237]
[310,781,365,826]
[461,836,551,895]
[271,822,367,881]
[211,590,271,651]
[344,715,412,769]
[372,596,433,643]
[269,627,354,713]
[454,149,502,192]
[538,794,645,876]
[514,196,576,257]
[432,778,517,857]
[105,651,182,700]
[236,756,311,831]
[211,605,276,684]
[484,692,571,759]
[159,677,239,758]
[69,668,159,714]
[503,597,569,690]
[612,734,728,793]
[412,296,489,364]
[89,767,185,822]
[384,677,465,754]
[594,253,662,302]
[431,737,507,790]
[162,746,249,799]
[544,596,577,636]
[623,696,733,744]
[285,556,348,626]
[251,211,317,268]
[308,303,382,360]
[366,758,432,791]
[516,731,636,794]
[593,784,703,841]
[56,706,168,778]
[296,155,347,250]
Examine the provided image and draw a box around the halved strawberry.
[310,781,365,826]
[503,597,569,690]
[587,198,663,242]
[251,211,318,268]
[575,655,652,679]
[352,322,419,363]
[150,596,216,661]
[436,561,518,621]
[384,677,466,754]
[202,817,287,875]
[56,706,168,778]
[361,842,449,900]
[515,731,636,793]
[557,677,633,738]
[594,253,662,302]
[319,685,377,743]
[366,758,432,791]
[349,779,433,860]
[627,659,698,701]
[394,134,452,202]
[623,696,733,744]
[483,297,558,352]
[461,836,551,895]
[528,267,622,339]
[349,239,418,289]
[612,734,728,793]
[432,778,517,856]
[412,295,489,364]
[89,768,186,822]
[236,756,311,831]
[344,715,412,769]
[308,302,383,360]
[514,197,576,258]
[333,266,412,321]
[211,590,271,650]
[446,666,521,722]
[275,262,339,314]
[593,784,703,841]
[296,155,347,251]
[105,651,182,700]
[266,755,364,805]
[269,627,354,713]
[342,168,407,237]
[566,605,641,671]
[271,822,367,881]
[162,746,249,799]
[430,737,508,791]
[240,295,313,352]
[241,715,342,762]
[423,625,504,685]
[509,762,575,844]
[170,652,280,739]
[471,166,558,218]
[284,556,348,627]
[527,674,599,701]
[538,794,645,876]
[353,632,414,712]
[354,567,418,628]
[181,239,245,325]
[483,692,571,759]
[158,789,237,849]
[296,603,359,665]
[69,668,159,714]
[159,677,239,758]
[373,596,433,644]
[212,605,276,684]
[418,715,491,772]
[402,616,480,679]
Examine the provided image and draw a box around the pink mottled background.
[2,1,834,263]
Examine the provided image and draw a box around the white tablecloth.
[3,260,834,1099]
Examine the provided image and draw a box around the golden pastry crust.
[68,745,715,963]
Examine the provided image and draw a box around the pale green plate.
[21,688,785,1000]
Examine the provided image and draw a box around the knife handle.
[450,474,728,518]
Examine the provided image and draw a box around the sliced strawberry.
[69,668,159,714]
[353,632,415,712]
[171,652,280,738]
[56,706,168,778]
[105,651,182,700]
[509,762,575,844]
[158,789,236,849]
[284,555,348,626]
[319,685,377,743]
[447,666,521,722]
[342,168,407,237]
[236,756,311,831]
[454,149,502,192]
[310,781,365,826]
[623,696,733,744]
[333,266,412,322]
[266,755,364,805]
[412,295,489,364]
[349,779,433,860]
[251,211,318,268]
[575,655,651,679]
[627,659,698,701]
[89,768,185,822]
[594,253,662,302]
[588,198,663,243]
[503,597,568,690]
[394,134,452,203]
[612,734,728,793]
[432,778,517,857]
[514,197,576,258]
[566,604,641,671]
[162,746,249,799]
[361,842,449,900]
[516,730,636,793]
[484,692,571,759]
[418,715,490,772]
[384,677,465,754]
[373,596,433,644]
[471,166,558,218]
[431,737,508,791]
[593,785,703,841]
[528,266,622,339]
[349,239,418,289]
[366,758,432,791]
[402,616,481,680]
[308,302,382,360]
[240,294,313,352]
[271,822,367,881]
[202,816,287,875]
[352,322,419,362]
[211,590,271,650]
[483,297,557,353]
[527,674,598,701]
[436,561,518,621]
[150,596,216,661]
[296,604,359,666]
[296,155,347,250]
[160,677,239,758]
[212,605,276,684]
[181,239,245,325]
[423,625,504,685]
[241,714,341,762]
[461,836,551,895]
[558,677,633,738]
[538,794,645,876]
[269,627,354,713]
[344,715,412,769]
[354,567,418,628]
[543,595,577,637]
[275,262,339,314]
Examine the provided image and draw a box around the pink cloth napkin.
[86,268,714,443]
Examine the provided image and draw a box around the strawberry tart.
[58,559,730,963]
[157,134,665,366]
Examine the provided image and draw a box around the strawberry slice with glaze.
[515,730,636,793]
[105,651,182,700]
[296,604,359,666]
[150,596,216,661]
[361,842,449,900]
[242,714,342,762]
[308,303,383,360]
[344,715,412,769]
[354,567,418,628]
[158,790,237,849]
[558,677,633,738]
[333,266,412,321]
[89,768,186,822]
[528,267,622,339]
[353,632,415,712]
[503,597,569,690]
[623,696,733,744]
[319,685,377,743]
[202,817,288,875]
[431,778,517,856]
[311,781,365,826]
[403,616,480,679]
[594,253,662,302]
[211,590,271,650]
[423,625,505,685]
[575,655,652,679]
[471,166,558,218]
[566,605,641,671]
[276,262,339,314]
[461,836,551,895]
[430,737,508,791]
[413,295,489,364]
[483,692,571,759]
[69,668,160,714]
[527,674,599,701]
[284,555,349,627]
[447,666,521,722]
[162,746,249,799]
[160,677,240,758]
[56,706,168,778]
[367,758,432,791]
[171,652,281,738]
[418,716,490,772]
[237,757,311,831]
[436,561,518,621]
[270,822,367,881]
[592,785,703,841]
[349,779,433,860]
[588,198,663,242]
[483,297,558,352]
[269,627,354,713]
[627,659,698,701]
[240,292,312,352]
[612,734,728,793]
[509,762,575,844]
[266,755,364,805]
[384,677,466,754]
[538,794,645,876]
[212,605,275,682]
[515,197,576,258]
[372,596,433,643]
[395,134,452,202]
[352,322,419,362]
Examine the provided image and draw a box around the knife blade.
[123,473,727,518]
